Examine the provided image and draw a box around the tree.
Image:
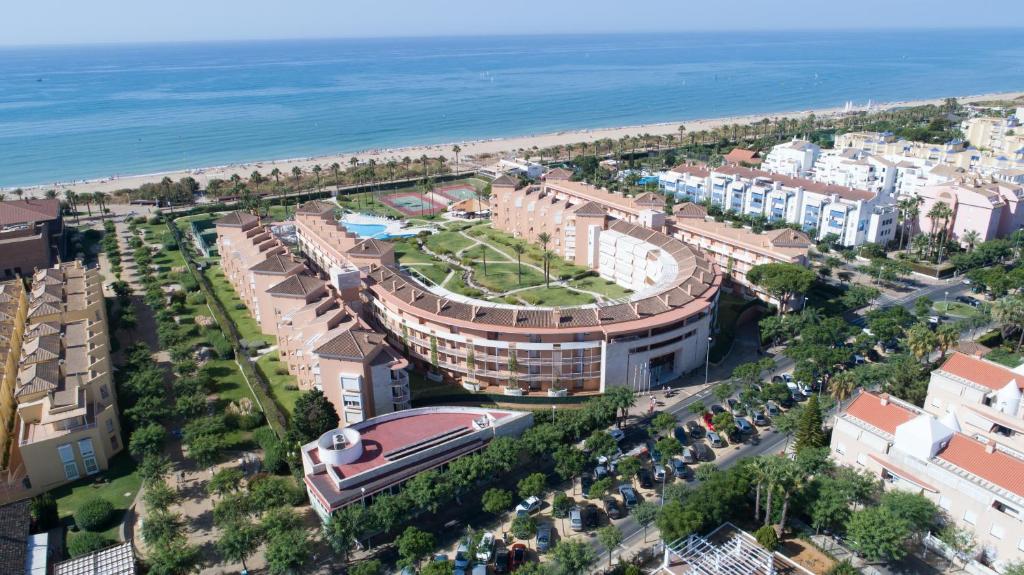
[551,540,596,574]
[482,488,513,515]
[397,526,435,569]
[207,467,244,498]
[840,285,880,310]
[845,506,910,562]
[711,412,736,438]
[69,532,115,557]
[906,324,938,362]
[29,493,59,532]
[651,411,677,435]
[794,394,826,453]
[129,422,166,460]
[747,263,816,314]
[913,296,934,318]
[605,386,636,426]
[217,520,261,572]
[588,525,621,569]
[75,497,113,531]
[588,477,614,499]
[992,294,1024,351]
[828,371,857,403]
[289,389,340,444]
[754,525,779,550]
[827,560,859,575]
[585,430,617,458]
[265,528,311,575]
[656,499,704,542]
[935,323,960,357]
[615,457,642,487]
[713,382,734,404]
[349,560,383,575]
[324,506,365,564]
[513,243,525,284]
[552,492,575,520]
[656,436,682,460]
[147,538,201,575]
[632,502,658,542]
[518,472,547,499]
[510,515,537,543]
[937,524,976,570]
[687,400,707,416]
[553,446,587,483]
[880,491,939,537]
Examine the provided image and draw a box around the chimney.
[985,440,996,454]
[880,393,889,406]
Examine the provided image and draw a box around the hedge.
[74,497,113,531]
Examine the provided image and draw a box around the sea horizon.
[2,28,1023,188]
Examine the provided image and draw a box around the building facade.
[762,140,821,178]
[915,179,1024,245]
[1,262,122,500]
[0,200,66,280]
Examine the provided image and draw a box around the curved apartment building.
[360,177,722,395]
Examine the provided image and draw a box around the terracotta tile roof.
[296,200,335,215]
[715,165,876,202]
[492,174,518,187]
[314,328,384,360]
[266,274,326,297]
[633,192,662,206]
[937,352,1020,391]
[16,360,61,397]
[214,211,259,227]
[571,201,607,217]
[724,148,762,165]
[672,202,708,219]
[763,228,813,249]
[0,500,30,572]
[249,254,304,275]
[671,163,711,178]
[347,238,392,257]
[0,199,61,226]
[544,168,574,181]
[844,391,918,435]
[936,434,1024,497]
[955,341,992,358]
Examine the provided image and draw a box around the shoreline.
[10,89,1023,197]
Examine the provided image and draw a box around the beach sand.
[14,90,1024,198]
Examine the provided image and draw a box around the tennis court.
[380,192,448,217]
[435,184,478,201]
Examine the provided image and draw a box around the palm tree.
[312,165,323,197]
[927,201,952,263]
[537,232,552,285]
[762,457,782,527]
[386,160,398,183]
[291,166,302,190]
[418,177,434,218]
[64,190,79,224]
[332,162,343,189]
[992,295,1024,351]
[907,324,938,363]
[45,189,57,200]
[749,457,773,523]
[480,244,488,276]
[92,191,107,220]
[776,459,806,537]
[13,188,24,201]
[79,193,93,217]
[935,323,960,357]
[250,171,263,195]
[420,154,430,177]
[542,250,554,288]
[270,167,281,189]
[962,230,980,252]
[452,145,462,176]
[0,192,5,202]
[829,371,857,403]
[512,244,525,285]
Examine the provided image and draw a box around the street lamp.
[360,487,366,508]
[704,336,713,387]
[943,290,949,313]
[551,405,556,423]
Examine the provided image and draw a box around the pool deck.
[340,213,435,239]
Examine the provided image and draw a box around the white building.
[832,390,1024,572]
[812,148,897,196]
[666,165,897,247]
[762,140,821,178]
[962,115,1024,157]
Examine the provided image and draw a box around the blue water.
[2,29,1023,187]
[341,222,417,240]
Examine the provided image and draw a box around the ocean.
[1,29,1022,188]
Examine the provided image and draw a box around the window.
[343,394,362,408]
[106,418,114,433]
[939,496,952,511]
[856,453,866,466]
[834,442,846,455]
[341,375,362,392]
[990,523,1005,539]
[79,438,100,476]
[110,435,119,451]
[99,385,110,400]
[963,510,977,525]
[58,444,79,481]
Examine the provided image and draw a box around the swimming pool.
[342,221,418,240]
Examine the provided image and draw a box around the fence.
[165,220,288,438]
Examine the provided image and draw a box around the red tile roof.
[0,199,60,226]
[845,391,918,435]
[937,434,1024,497]
[724,148,762,165]
[938,352,1021,391]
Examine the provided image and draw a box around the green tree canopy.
[846,506,910,562]
[747,262,816,313]
[481,488,514,515]
[550,540,596,574]
[397,526,436,569]
[289,389,340,444]
[793,394,827,453]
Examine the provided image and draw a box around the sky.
[4,0,1024,46]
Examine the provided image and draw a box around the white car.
[515,496,542,517]
[476,532,495,562]
[608,428,626,442]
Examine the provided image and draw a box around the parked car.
[765,401,781,417]
[580,473,594,498]
[710,404,725,415]
[637,468,654,489]
[882,340,900,354]
[653,464,667,482]
[702,412,715,431]
[515,496,542,517]
[957,295,981,307]
[494,544,509,574]
[477,532,495,562]
[594,464,610,480]
[671,458,687,478]
[472,565,487,575]
[536,524,552,553]
[681,445,696,464]
[673,426,690,445]
[608,427,626,442]
[570,507,584,531]
[618,484,639,507]
[752,410,769,427]
[604,497,623,519]
[433,554,449,563]
[726,398,738,411]
[692,442,712,462]
[582,504,599,528]
[510,544,527,571]
[707,431,726,448]
[686,420,704,438]
[455,543,471,572]
[779,395,796,409]
[735,417,753,434]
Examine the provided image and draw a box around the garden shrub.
[68,531,114,557]
[74,498,114,531]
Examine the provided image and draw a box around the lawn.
[933,301,986,319]
[472,262,546,293]
[257,351,301,417]
[514,286,596,306]
[393,239,437,265]
[203,265,272,346]
[567,274,633,300]
[467,224,591,280]
[53,453,140,541]
[426,230,475,255]
[986,347,1024,368]
[407,263,451,286]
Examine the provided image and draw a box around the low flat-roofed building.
[54,541,136,575]
[301,406,532,519]
[831,390,1024,570]
[659,522,813,575]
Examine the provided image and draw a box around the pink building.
[215,206,410,425]
[917,179,1024,245]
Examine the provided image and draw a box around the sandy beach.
[12,90,1023,199]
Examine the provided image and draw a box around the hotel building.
[761,140,821,178]
[831,353,1024,572]
[1,262,122,500]
[215,205,411,426]
[660,164,897,247]
[301,406,532,519]
[0,199,66,280]
[915,178,1024,245]
[835,131,1024,180]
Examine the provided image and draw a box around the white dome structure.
[316,427,363,466]
[939,409,962,433]
[994,379,1021,416]
[894,414,954,460]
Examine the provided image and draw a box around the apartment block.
[0,199,66,280]
[1,262,122,500]
[762,140,821,178]
[916,179,1024,244]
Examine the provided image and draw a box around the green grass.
[514,287,596,306]
[257,351,301,416]
[393,239,437,265]
[337,192,418,220]
[986,347,1024,368]
[472,262,546,293]
[407,263,451,286]
[203,266,271,345]
[934,301,985,319]
[204,359,257,407]
[567,275,633,300]
[425,230,475,255]
[53,453,140,541]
